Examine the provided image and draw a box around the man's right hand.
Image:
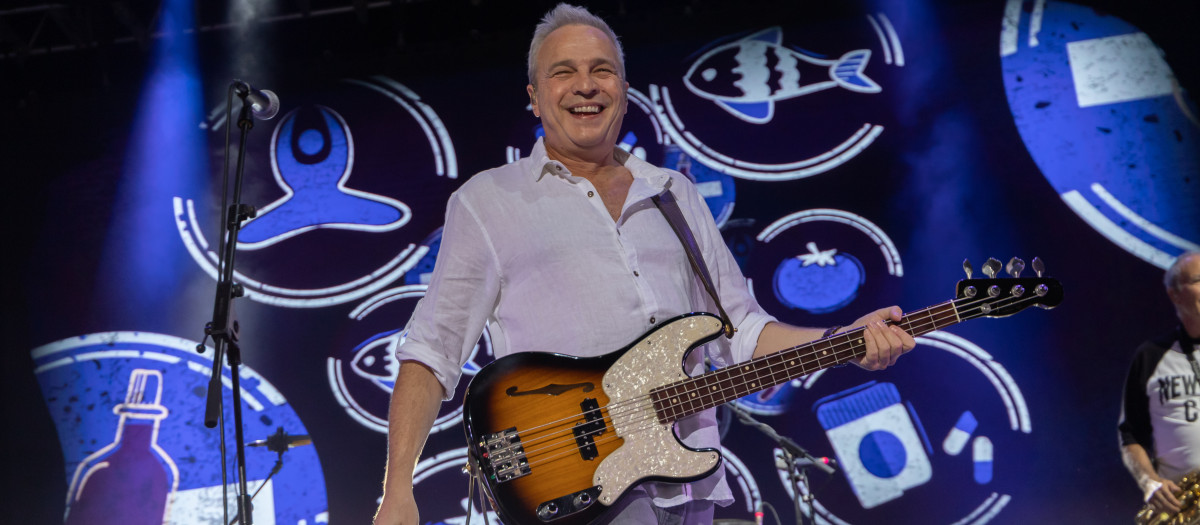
[1149,478,1183,514]
[374,487,419,525]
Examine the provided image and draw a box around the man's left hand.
[847,306,916,370]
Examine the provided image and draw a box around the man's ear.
[527,84,538,116]
[623,81,630,114]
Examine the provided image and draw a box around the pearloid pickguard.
[593,315,724,505]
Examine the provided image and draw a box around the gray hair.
[1165,251,1200,290]
[527,3,625,87]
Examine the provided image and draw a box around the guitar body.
[463,313,726,525]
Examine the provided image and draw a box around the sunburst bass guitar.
[462,265,1062,525]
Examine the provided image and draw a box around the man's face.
[527,24,628,161]
[1169,254,1200,326]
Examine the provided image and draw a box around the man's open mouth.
[568,105,604,115]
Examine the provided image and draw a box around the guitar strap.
[652,190,736,339]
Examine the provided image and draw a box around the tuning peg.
[963,259,973,279]
[1006,257,1025,277]
[982,258,1001,279]
[1032,257,1045,278]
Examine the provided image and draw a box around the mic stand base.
[229,451,287,525]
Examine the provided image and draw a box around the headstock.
[955,257,1063,318]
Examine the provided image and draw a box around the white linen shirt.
[396,138,776,506]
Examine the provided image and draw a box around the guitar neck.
[650,300,961,423]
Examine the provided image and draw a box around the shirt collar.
[530,138,568,181]
[528,137,671,192]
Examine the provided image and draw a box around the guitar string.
[498,292,1045,473]
[491,297,957,453]
[508,303,965,469]
[507,292,1017,469]
[509,294,971,450]
[505,292,1021,470]
[645,292,1039,426]
[541,291,1045,467]
[511,305,1002,474]
[595,292,1042,448]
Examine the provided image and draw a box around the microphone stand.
[228,427,308,525]
[726,402,834,525]
[228,453,283,525]
[199,81,262,525]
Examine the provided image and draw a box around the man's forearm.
[752,306,913,371]
[381,360,445,492]
[1122,443,1163,493]
[752,321,825,358]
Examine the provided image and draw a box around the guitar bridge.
[478,427,530,483]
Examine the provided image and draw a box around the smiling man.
[373,5,913,525]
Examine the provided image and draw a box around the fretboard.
[649,300,960,424]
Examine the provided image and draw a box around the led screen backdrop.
[4,0,1198,524]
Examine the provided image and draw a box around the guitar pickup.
[572,398,607,461]
[479,427,530,483]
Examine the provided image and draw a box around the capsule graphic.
[942,411,978,456]
[973,436,994,484]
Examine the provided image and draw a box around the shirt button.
[650,317,656,324]
[633,271,640,277]
[587,191,595,198]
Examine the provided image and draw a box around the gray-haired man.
[374,5,913,524]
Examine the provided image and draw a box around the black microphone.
[234,80,280,120]
[248,427,311,453]
[774,453,837,469]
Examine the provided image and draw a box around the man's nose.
[573,73,599,95]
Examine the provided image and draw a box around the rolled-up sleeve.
[395,190,502,400]
[676,178,777,366]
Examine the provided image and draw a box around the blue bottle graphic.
[64,369,179,525]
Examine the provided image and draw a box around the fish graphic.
[684,27,880,124]
[350,331,402,393]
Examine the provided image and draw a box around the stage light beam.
[95,0,207,328]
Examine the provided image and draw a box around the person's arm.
[668,176,913,369]
[374,190,502,524]
[753,306,915,369]
[1118,342,1175,511]
[1122,442,1181,513]
[374,361,445,525]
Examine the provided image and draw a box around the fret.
[764,355,789,385]
[812,342,834,363]
[681,383,700,417]
[815,354,840,369]
[925,306,941,332]
[694,373,720,410]
[904,310,923,334]
[737,363,764,395]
